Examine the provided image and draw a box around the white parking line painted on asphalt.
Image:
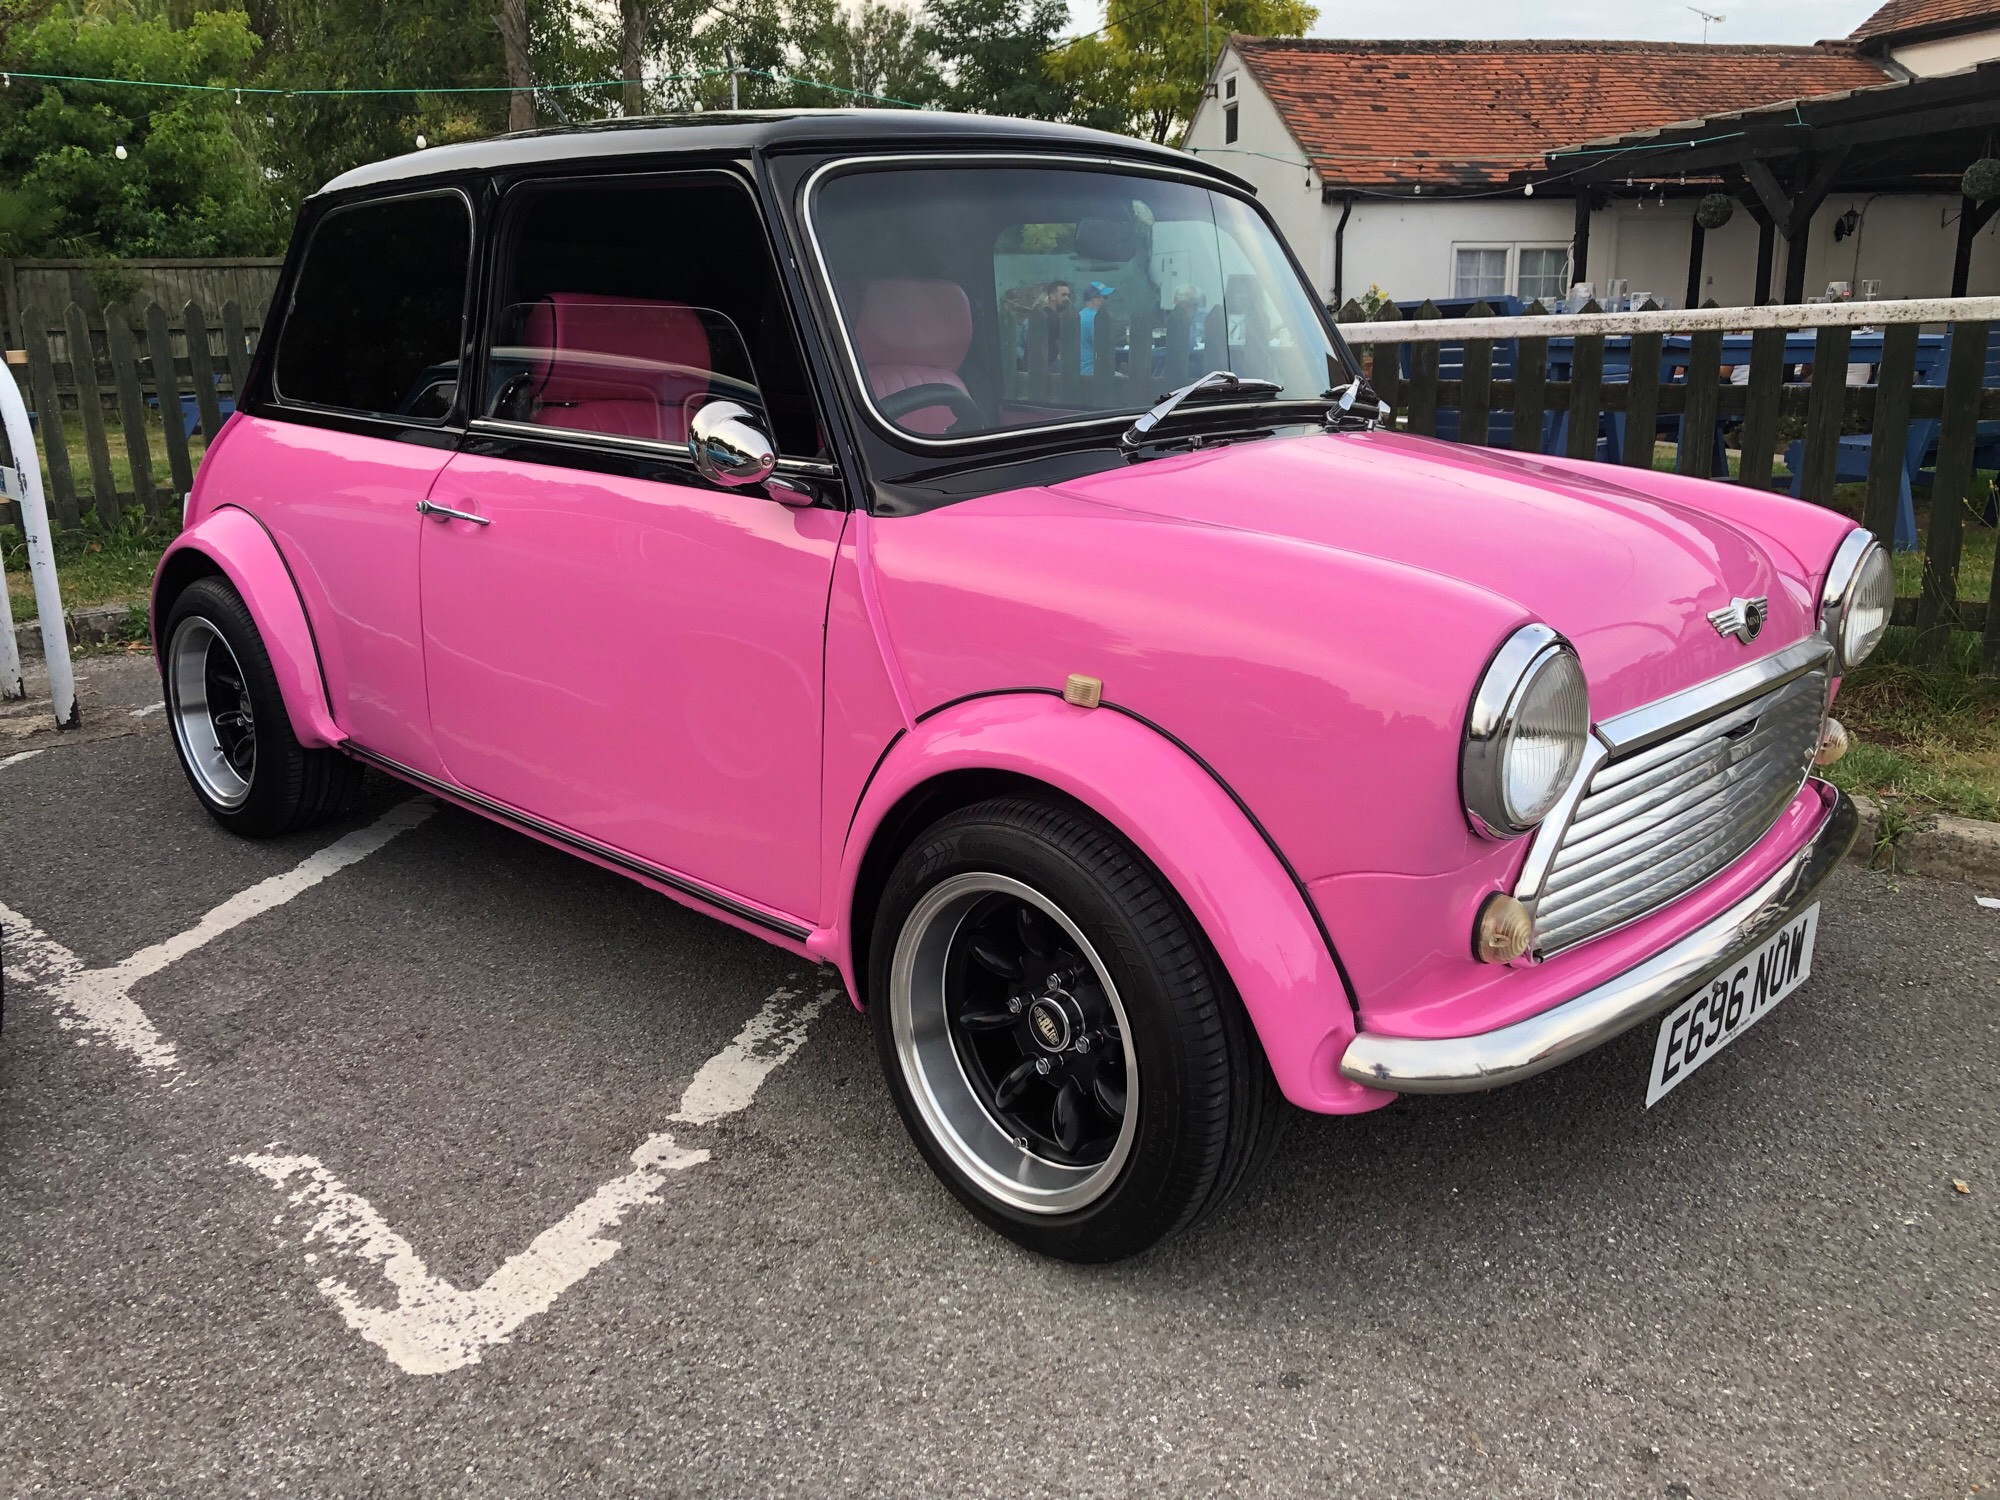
[0,748,44,768]
[0,799,434,1083]
[3,796,832,1377]
[235,987,834,1376]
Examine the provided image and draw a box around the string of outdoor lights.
[0,63,928,156]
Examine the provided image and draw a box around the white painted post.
[0,358,78,727]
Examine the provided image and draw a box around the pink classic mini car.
[154,112,1890,1261]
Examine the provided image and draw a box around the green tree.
[1052,0,1314,143]
[918,0,1068,120]
[247,0,517,203]
[0,8,283,256]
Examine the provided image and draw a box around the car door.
[250,187,476,777]
[417,170,842,925]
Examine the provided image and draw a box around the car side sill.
[1339,783,1858,1093]
[340,743,814,942]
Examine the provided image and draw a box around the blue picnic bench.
[1781,325,2000,549]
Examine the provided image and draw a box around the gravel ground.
[2,658,1995,1498]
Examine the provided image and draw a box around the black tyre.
[161,576,364,837]
[869,796,1283,1262]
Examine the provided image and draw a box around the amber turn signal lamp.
[1474,892,1535,964]
[1814,717,1848,766]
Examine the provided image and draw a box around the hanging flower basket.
[1963,158,2000,204]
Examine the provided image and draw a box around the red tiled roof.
[1849,0,2000,42]
[1230,39,1890,187]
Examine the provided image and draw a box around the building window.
[1224,103,1238,144]
[1453,247,1507,300]
[1517,246,1570,304]
[1224,76,1236,98]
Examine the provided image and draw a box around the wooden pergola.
[1529,59,2000,305]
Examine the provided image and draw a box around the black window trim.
[795,151,1358,457]
[268,183,479,430]
[464,164,840,491]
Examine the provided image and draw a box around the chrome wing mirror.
[688,400,776,488]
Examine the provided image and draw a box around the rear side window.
[274,191,473,420]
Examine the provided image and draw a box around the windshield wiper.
[1121,370,1284,452]
[1323,376,1391,431]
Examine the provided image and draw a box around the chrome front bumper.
[1339,784,1859,1093]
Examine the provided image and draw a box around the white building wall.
[1184,41,2000,310]
[1889,29,2000,75]
[1183,44,1331,289]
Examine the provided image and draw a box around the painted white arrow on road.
[234,988,832,1376]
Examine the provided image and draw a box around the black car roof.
[315,108,1247,198]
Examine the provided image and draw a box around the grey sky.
[1066,0,1884,46]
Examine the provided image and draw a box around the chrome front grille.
[1527,665,1827,955]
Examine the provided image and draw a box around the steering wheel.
[877,382,984,431]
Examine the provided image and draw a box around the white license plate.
[1645,903,1819,1107]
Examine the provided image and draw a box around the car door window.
[274,190,472,421]
[480,176,823,460]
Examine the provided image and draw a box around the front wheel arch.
[834,695,1390,1115]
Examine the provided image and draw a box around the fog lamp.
[1815,717,1849,766]
[1474,892,1535,964]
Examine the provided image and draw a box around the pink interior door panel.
[222,415,455,776]
[417,451,842,920]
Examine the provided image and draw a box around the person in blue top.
[1078,282,1114,377]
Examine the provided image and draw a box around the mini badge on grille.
[1707,595,1769,644]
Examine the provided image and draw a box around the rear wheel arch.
[152,508,341,749]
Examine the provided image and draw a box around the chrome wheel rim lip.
[167,616,254,809]
[889,872,1139,1216]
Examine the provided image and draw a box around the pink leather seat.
[852,279,972,434]
[525,293,713,442]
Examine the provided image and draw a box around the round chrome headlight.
[1462,625,1591,838]
[1820,529,1894,671]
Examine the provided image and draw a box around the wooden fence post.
[64,301,120,526]
[1368,301,1402,427]
[1406,300,1440,437]
[1512,302,1548,453]
[1460,301,1493,446]
[220,299,251,397]
[1797,324,1852,505]
[1734,326,1787,490]
[1621,301,1664,468]
[1915,319,1987,662]
[1055,305,1082,407]
[1565,301,1605,461]
[104,306,156,518]
[185,301,223,442]
[23,322,78,529]
[1677,309,1724,478]
[1861,322,1918,546]
[1090,313,1119,408]
[145,300,193,497]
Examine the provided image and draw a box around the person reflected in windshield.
[813,163,1350,440]
[1079,282,1113,377]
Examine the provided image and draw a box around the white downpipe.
[0,358,78,728]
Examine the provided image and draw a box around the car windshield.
[810,163,1349,442]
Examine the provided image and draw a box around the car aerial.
[152,109,1891,1263]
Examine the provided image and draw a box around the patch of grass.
[3,511,181,622]
[1825,629,2000,824]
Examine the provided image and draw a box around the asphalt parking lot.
[2,653,1996,1498]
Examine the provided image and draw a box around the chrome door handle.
[417,499,490,525]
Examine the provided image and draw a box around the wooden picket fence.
[1334,296,2000,674]
[4,298,256,531]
